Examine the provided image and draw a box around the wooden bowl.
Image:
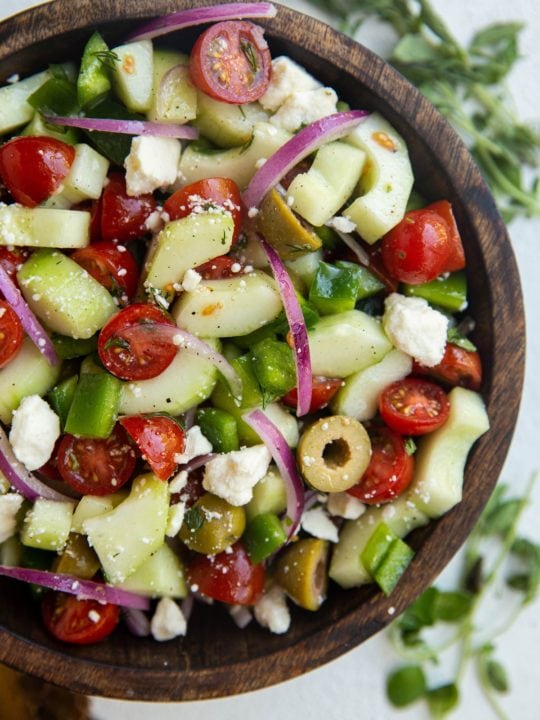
[0,0,524,701]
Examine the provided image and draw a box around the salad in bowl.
[0,0,521,701]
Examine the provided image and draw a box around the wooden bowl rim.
[0,0,525,701]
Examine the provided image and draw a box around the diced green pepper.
[52,333,98,360]
[313,224,338,250]
[335,260,385,300]
[47,375,78,429]
[77,32,113,109]
[373,537,415,596]
[361,521,395,576]
[309,261,361,315]
[196,407,239,453]
[243,512,286,564]
[250,338,296,401]
[22,112,79,144]
[402,271,467,313]
[64,372,122,438]
[28,76,78,116]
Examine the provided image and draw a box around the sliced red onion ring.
[180,593,195,622]
[178,452,215,473]
[242,111,369,210]
[127,2,277,42]
[0,565,150,610]
[229,604,253,629]
[0,266,59,366]
[43,115,198,139]
[243,409,304,539]
[258,235,311,416]
[0,426,70,502]
[122,607,151,636]
[326,221,370,266]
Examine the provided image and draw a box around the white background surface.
[1,1,538,718]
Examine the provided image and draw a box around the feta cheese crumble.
[327,492,366,520]
[125,136,181,196]
[9,395,61,471]
[301,506,339,543]
[181,268,202,292]
[254,585,291,634]
[150,597,187,641]
[174,425,213,465]
[259,56,321,111]
[0,493,24,543]
[270,87,338,132]
[383,293,448,367]
[203,445,272,506]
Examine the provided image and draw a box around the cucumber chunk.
[308,309,392,377]
[119,338,220,415]
[0,206,90,249]
[84,473,169,583]
[77,32,112,108]
[144,211,234,293]
[148,51,197,124]
[344,113,414,243]
[194,94,268,148]
[288,141,366,226]
[172,271,283,338]
[0,339,61,425]
[332,348,412,420]
[245,466,287,521]
[115,543,187,598]
[21,498,74,552]
[22,112,79,144]
[71,491,128,534]
[178,122,291,189]
[0,70,50,135]
[17,249,117,339]
[410,387,490,518]
[111,40,154,113]
[56,143,110,205]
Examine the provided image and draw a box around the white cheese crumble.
[9,395,61,471]
[0,493,24,543]
[203,445,272,506]
[326,215,357,234]
[254,585,291,635]
[150,597,187,641]
[383,292,448,367]
[259,56,321,111]
[181,268,202,292]
[125,136,181,196]
[327,492,366,520]
[168,470,188,494]
[300,506,339,543]
[270,87,338,132]
[174,425,213,465]
[166,501,186,537]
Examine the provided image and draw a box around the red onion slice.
[178,452,215,473]
[122,607,151,636]
[243,409,304,539]
[43,115,198,139]
[258,235,311,416]
[0,565,150,610]
[242,111,369,210]
[127,3,277,42]
[0,266,59,366]
[229,604,253,629]
[0,426,71,502]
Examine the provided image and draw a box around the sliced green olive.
[297,415,371,492]
[52,533,100,579]
[274,538,329,611]
[179,493,246,555]
[257,188,322,260]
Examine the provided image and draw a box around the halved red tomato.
[189,21,271,104]
[414,342,482,391]
[186,542,265,605]
[0,299,24,369]
[100,172,157,242]
[347,424,414,504]
[119,415,186,481]
[71,241,139,302]
[56,424,136,496]
[282,376,343,413]
[0,136,75,207]
[0,246,29,281]
[195,255,241,279]
[98,304,177,381]
[42,590,119,644]
[379,377,450,436]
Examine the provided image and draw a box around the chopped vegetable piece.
[196,407,239,453]
[243,512,286,564]
[64,371,122,439]
[402,271,467,313]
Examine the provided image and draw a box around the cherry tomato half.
[0,299,24,369]
[427,200,465,272]
[164,178,245,244]
[414,342,482,391]
[187,542,265,605]
[189,21,271,104]
[100,172,157,242]
[56,424,136,496]
[379,377,450,436]
[42,590,119,644]
[71,241,139,303]
[195,255,240,280]
[347,424,414,504]
[0,246,29,282]
[119,415,186,481]
[98,304,178,381]
[381,208,451,284]
[0,136,75,207]
[282,376,343,413]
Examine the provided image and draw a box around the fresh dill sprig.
[308,0,540,222]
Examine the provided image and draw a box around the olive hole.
[322,438,350,468]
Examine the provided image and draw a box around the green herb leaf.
[446,327,477,352]
[483,498,522,536]
[426,683,459,716]
[433,590,473,622]
[92,49,120,71]
[240,38,259,74]
[485,659,510,693]
[404,437,417,456]
[184,506,205,533]
[386,664,427,707]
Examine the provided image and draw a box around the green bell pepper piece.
[250,338,296,401]
[243,512,286,564]
[361,521,395,577]
[52,333,98,360]
[196,407,239,453]
[335,260,385,300]
[309,261,361,315]
[28,76,78,116]
[47,375,78,430]
[64,371,122,438]
[402,271,467,313]
[373,537,415,596]
[77,31,113,109]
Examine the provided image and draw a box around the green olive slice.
[52,533,100,579]
[179,493,246,555]
[257,188,322,260]
[297,415,371,492]
[274,538,329,611]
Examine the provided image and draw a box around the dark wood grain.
[0,0,525,702]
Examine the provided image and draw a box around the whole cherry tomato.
[119,415,186,481]
[414,342,482,391]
